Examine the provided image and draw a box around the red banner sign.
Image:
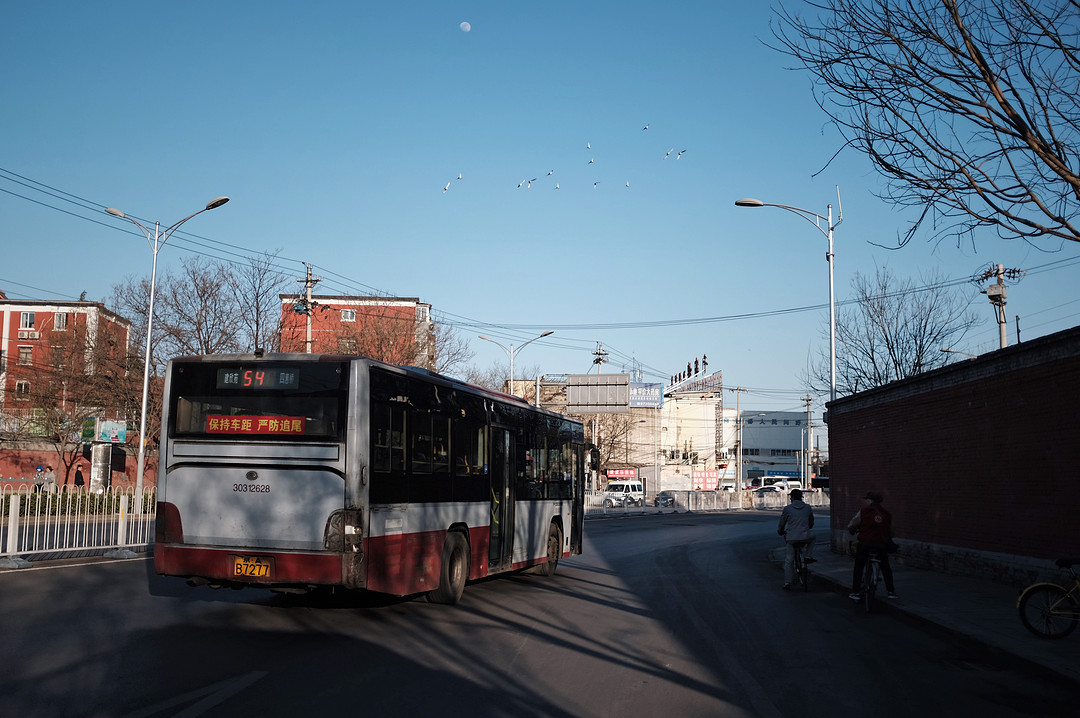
[605,468,637,478]
[206,415,306,435]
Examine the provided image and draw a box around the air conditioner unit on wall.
[17,330,40,339]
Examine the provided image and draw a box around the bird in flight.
[664,148,673,159]
[676,150,686,160]
[588,158,595,164]
[517,179,526,188]
[594,181,600,188]
[626,181,630,188]
[547,170,554,175]
[554,183,560,190]
[527,178,537,188]
[457,173,463,180]
[642,123,649,131]
[443,182,450,193]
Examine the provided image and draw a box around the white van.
[604,480,644,507]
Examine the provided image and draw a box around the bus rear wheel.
[428,532,469,605]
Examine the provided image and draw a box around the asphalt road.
[0,510,1074,718]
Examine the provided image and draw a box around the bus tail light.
[325,509,362,552]
[156,501,184,544]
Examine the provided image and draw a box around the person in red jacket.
[848,491,897,600]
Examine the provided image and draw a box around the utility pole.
[294,263,321,353]
[592,342,608,373]
[802,395,814,487]
[975,263,1025,350]
[729,387,748,509]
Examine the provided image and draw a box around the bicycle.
[780,534,811,592]
[1017,558,1080,639]
[790,539,811,592]
[859,550,883,613]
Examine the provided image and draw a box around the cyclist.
[848,491,898,600]
[778,488,816,590]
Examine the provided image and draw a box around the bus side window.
[454,419,485,476]
[412,411,433,473]
[432,415,449,473]
[374,402,406,473]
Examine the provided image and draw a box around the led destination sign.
[216,367,300,390]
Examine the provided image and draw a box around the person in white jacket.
[778,489,816,589]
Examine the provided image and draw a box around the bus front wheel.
[428,532,469,605]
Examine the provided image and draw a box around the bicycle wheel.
[1018,584,1079,639]
[798,552,809,592]
[862,561,877,613]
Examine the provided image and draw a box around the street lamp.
[105,196,230,510]
[735,192,843,402]
[478,330,553,399]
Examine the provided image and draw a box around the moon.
[459,21,471,32]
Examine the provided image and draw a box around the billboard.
[566,373,630,414]
[629,382,663,409]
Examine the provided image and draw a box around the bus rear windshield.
[168,361,348,441]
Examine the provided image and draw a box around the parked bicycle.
[1017,558,1080,639]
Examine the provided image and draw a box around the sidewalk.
[782,545,1080,685]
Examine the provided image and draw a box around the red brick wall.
[828,327,1080,572]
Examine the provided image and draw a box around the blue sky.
[3,1,1079,417]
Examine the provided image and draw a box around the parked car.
[653,490,677,507]
[604,480,644,507]
[752,485,784,495]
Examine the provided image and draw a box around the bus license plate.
[232,555,274,579]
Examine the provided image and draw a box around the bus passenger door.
[488,426,515,571]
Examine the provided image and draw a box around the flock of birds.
[441,124,687,194]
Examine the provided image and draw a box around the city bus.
[153,352,585,604]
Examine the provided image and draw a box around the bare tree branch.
[772,0,1080,247]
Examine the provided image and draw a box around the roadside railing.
[585,488,830,518]
[0,485,156,566]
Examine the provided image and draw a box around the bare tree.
[232,250,290,352]
[806,266,983,394]
[156,256,244,357]
[773,0,1080,247]
[432,322,474,377]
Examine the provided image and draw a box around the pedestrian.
[778,488,816,589]
[74,464,85,488]
[42,465,57,493]
[33,465,45,492]
[848,491,898,600]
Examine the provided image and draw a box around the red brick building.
[827,325,1080,585]
[0,295,131,422]
[278,294,435,368]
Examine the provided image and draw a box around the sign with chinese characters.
[605,468,637,478]
[629,382,663,408]
[206,415,306,435]
[692,469,720,490]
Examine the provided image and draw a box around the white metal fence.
[0,485,156,566]
[585,489,830,517]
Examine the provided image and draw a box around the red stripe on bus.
[155,545,342,585]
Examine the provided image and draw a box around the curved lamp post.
[105,197,230,510]
[478,330,553,399]
[735,195,842,402]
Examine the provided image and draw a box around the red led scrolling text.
[205,415,306,435]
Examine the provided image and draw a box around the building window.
[341,309,356,322]
[15,380,30,400]
[18,346,32,365]
[54,312,68,330]
[20,312,35,330]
